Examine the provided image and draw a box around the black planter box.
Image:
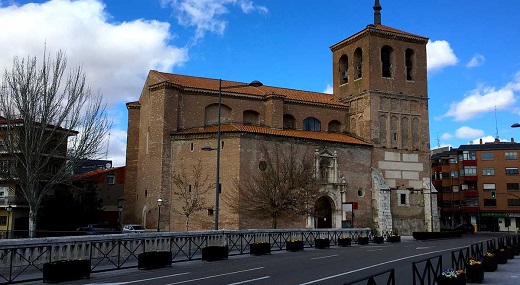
[483,255,497,272]
[138,251,172,269]
[202,246,229,261]
[388,236,401,243]
[466,263,484,283]
[374,236,384,244]
[358,237,369,245]
[512,244,520,255]
[338,238,351,247]
[506,246,515,259]
[43,259,91,283]
[496,249,508,264]
[315,238,330,249]
[250,242,271,255]
[436,273,466,285]
[286,240,304,252]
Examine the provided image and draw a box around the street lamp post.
[202,79,263,230]
[157,198,163,232]
[118,205,123,231]
[6,205,12,239]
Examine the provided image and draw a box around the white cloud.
[106,128,128,167]
[426,40,458,72]
[162,0,268,42]
[455,126,484,139]
[466,54,485,68]
[440,133,453,140]
[442,73,520,121]
[0,0,188,107]
[323,84,333,94]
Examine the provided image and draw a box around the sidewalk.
[484,257,520,284]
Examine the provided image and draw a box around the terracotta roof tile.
[374,24,428,39]
[153,71,346,107]
[73,166,125,180]
[173,124,370,146]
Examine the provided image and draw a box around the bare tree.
[172,158,212,231]
[230,143,322,229]
[0,49,110,237]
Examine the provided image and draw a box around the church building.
[123,1,439,235]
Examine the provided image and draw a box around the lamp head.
[157,198,163,206]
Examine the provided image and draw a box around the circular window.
[357,188,365,197]
[258,161,267,171]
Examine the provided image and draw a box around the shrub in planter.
[357,236,369,245]
[466,258,484,283]
[202,246,229,261]
[43,259,91,283]
[506,246,515,259]
[138,251,172,269]
[314,238,330,249]
[338,237,351,247]
[435,269,466,285]
[374,236,384,244]
[286,240,304,252]
[250,242,271,255]
[483,252,497,272]
[512,244,520,255]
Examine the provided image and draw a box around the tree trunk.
[272,215,278,229]
[185,216,190,231]
[28,206,38,238]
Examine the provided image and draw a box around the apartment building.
[432,138,520,232]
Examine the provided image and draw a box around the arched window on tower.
[339,55,349,84]
[328,120,342,133]
[304,117,321,132]
[405,48,415,81]
[354,48,363,80]
[283,114,296,129]
[381,45,393,78]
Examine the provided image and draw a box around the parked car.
[455,223,475,234]
[122,224,146,233]
[76,224,118,235]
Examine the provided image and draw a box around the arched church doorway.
[315,196,333,228]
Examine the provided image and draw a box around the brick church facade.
[123,2,439,235]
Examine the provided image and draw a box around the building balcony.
[462,160,477,166]
[464,190,479,197]
[462,175,478,182]
[0,196,27,206]
[461,206,479,213]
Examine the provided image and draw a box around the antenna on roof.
[495,105,499,139]
[436,132,441,148]
[373,0,382,25]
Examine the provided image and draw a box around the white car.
[122,224,146,233]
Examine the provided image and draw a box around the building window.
[450,170,458,178]
[303,117,321,132]
[483,183,496,191]
[505,152,518,160]
[354,48,363,80]
[190,143,194,152]
[381,45,393,78]
[508,199,520,207]
[0,160,9,173]
[258,161,267,171]
[461,151,476,160]
[506,167,519,176]
[483,199,497,207]
[207,209,214,216]
[400,193,406,205]
[449,157,458,164]
[507,183,520,191]
[283,114,296,129]
[452,185,459,192]
[463,166,477,176]
[482,168,495,176]
[481,152,494,160]
[339,54,349,84]
[465,197,478,206]
[106,175,115,185]
[405,48,414,81]
[0,216,6,226]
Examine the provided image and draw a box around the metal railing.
[343,268,395,285]
[412,254,443,285]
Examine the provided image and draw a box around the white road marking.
[311,254,338,260]
[227,276,271,284]
[165,267,265,285]
[84,272,191,285]
[416,247,433,250]
[367,249,383,252]
[299,245,467,285]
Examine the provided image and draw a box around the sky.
[1,0,519,166]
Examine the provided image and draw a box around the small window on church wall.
[283,114,296,129]
[190,143,194,152]
[406,49,414,81]
[357,188,365,197]
[339,55,349,84]
[258,160,267,171]
[381,45,393,78]
[400,193,406,205]
[354,48,363,80]
[303,117,321,132]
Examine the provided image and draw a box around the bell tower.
[330,1,437,234]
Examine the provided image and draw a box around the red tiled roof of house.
[153,71,347,107]
[73,166,125,180]
[172,124,370,146]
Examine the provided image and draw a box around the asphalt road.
[55,232,511,285]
